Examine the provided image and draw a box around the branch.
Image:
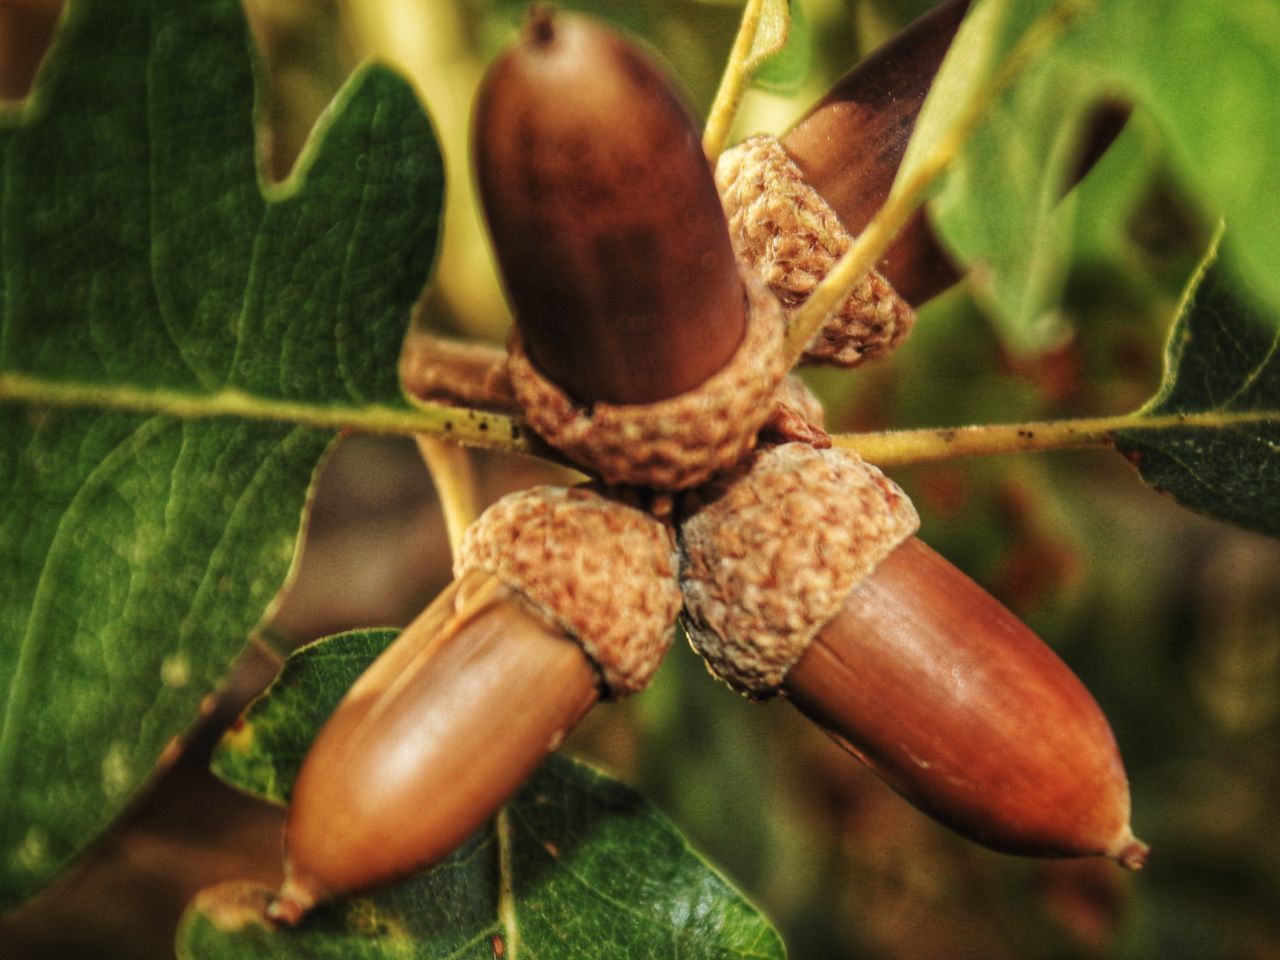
[0,371,542,457]
[832,408,1266,467]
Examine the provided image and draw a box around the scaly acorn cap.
[456,484,683,697]
[716,134,916,367]
[679,443,919,693]
[273,487,682,921]
[713,1,970,364]
[677,443,1148,867]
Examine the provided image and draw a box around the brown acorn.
[678,443,1147,868]
[273,572,600,921]
[274,486,682,921]
[716,0,1129,364]
[474,7,745,405]
[474,9,787,489]
[788,537,1147,866]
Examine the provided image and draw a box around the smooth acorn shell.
[276,571,600,918]
[474,10,746,404]
[785,537,1148,868]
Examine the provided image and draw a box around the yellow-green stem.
[415,436,479,557]
[831,409,1265,467]
[0,372,538,455]
[702,0,767,162]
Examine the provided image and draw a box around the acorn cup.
[678,443,1149,868]
[272,486,683,922]
[475,7,789,490]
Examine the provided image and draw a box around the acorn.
[714,1,971,367]
[475,8,787,490]
[678,443,1148,867]
[775,0,971,309]
[273,486,682,921]
[717,0,1131,359]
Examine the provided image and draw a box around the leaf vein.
[0,414,171,788]
[332,94,380,405]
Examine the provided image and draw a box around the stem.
[702,0,767,162]
[399,331,518,412]
[248,630,288,668]
[415,436,479,557]
[831,408,1267,467]
[0,371,541,456]
[785,0,1094,364]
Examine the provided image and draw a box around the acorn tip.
[267,877,317,926]
[1115,837,1151,871]
[525,4,558,47]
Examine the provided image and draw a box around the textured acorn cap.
[457,485,683,696]
[678,443,919,695]
[716,135,916,367]
[506,263,787,490]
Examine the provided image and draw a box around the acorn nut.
[475,9,787,489]
[273,486,682,920]
[678,443,1148,868]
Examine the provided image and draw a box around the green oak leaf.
[751,0,810,96]
[183,629,785,960]
[0,0,442,906]
[1116,248,1280,538]
[902,0,1280,352]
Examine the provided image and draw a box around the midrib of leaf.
[497,807,519,960]
[0,414,167,783]
[0,371,534,454]
[332,99,379,404]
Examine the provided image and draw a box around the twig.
[702,0,767,162]
[831,408,1265,467]
[415,436,479,557]
[399,331,518,413]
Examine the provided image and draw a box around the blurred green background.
[3,1,1279,958]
